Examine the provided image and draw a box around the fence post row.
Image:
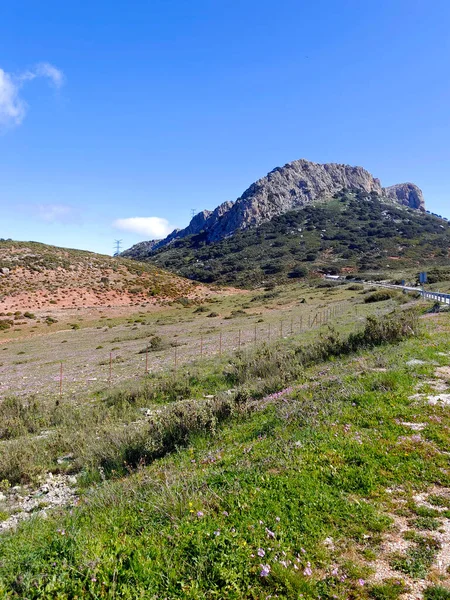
[57,301,353,391]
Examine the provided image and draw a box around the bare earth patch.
[0,473,78,533]
[369,487,450,599]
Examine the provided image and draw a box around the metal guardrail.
[371,282,450,305]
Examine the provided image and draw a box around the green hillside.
[141,192,450,287]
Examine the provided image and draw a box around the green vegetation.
[0,309,419,485]
[424,586,450,600]
[369,579,410,600]
[390,533,441,578]
[140,192,450,287]
[364,290,399,303]
[0,306,449,597]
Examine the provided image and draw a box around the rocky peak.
[382,183,425,211]
[122,159,425,258]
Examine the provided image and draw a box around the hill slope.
[123,158,425,258]
[0,240,201,311]
[123,192,450,287]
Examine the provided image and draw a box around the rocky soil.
[0,474,78,533]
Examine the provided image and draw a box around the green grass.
[424,586,450,600]
[390,533,442,578]
[0,310,449,597]
[368,579,410,600]
[0,309,419,486]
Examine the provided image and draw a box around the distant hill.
[0,240,201,311]
[125,191,450,287]
[123,158,425,258]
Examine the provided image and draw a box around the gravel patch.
[0,473,78,533]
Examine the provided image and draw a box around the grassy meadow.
[0,281,449,598]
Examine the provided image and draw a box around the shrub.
[364,290,398,303]
[45,316,58,325]
[80,395,235,478]
[194,306,209,313]
[0,397,43,440]
[288,266,308,279]
[0,320,12,331]
[138,336,164,353]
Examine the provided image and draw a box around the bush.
[364,290,397,303]
[194,306,209,313]
[79,395,235,478]
[138,336,164,353]
[45,316,58,325]
[0,320,12,331]
[288,266,308,279]
[296,310,419,365]
[0,397,43,440]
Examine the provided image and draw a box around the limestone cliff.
[123,159,425,257]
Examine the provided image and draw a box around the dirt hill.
[0,240,204,312]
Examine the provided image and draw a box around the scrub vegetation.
[0,295,449,598]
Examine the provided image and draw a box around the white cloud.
[0,62,65,129]
[0,69,26,127]
[20,62,64,89]
[113,217,173,239]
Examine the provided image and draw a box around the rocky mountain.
[130,191,447,287]
[123,159,425,259]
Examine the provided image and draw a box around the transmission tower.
[191,209,196,219]
[113,239,123,257]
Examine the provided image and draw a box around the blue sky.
[1,0,450,255]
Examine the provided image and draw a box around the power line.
[113,240,122,256]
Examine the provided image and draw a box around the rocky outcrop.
[123,159,425,257]
[203,160,383,242]
[383,183,425,211]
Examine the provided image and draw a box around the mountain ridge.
[121,191,448,288]
[123,158,425,258]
